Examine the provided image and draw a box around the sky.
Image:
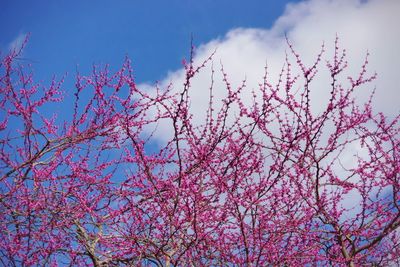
[1,0,399,227]
[1,0,399,134]
[0,0,299,83]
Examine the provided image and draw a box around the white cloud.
[140,0,399,143]
[137,0,400,225]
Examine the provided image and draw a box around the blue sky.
[1,0,399,232]
[0,0,300,83]
[1,0,399,129]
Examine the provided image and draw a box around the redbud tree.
[0,37,399,266]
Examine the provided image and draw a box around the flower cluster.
[0,37,399,266]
